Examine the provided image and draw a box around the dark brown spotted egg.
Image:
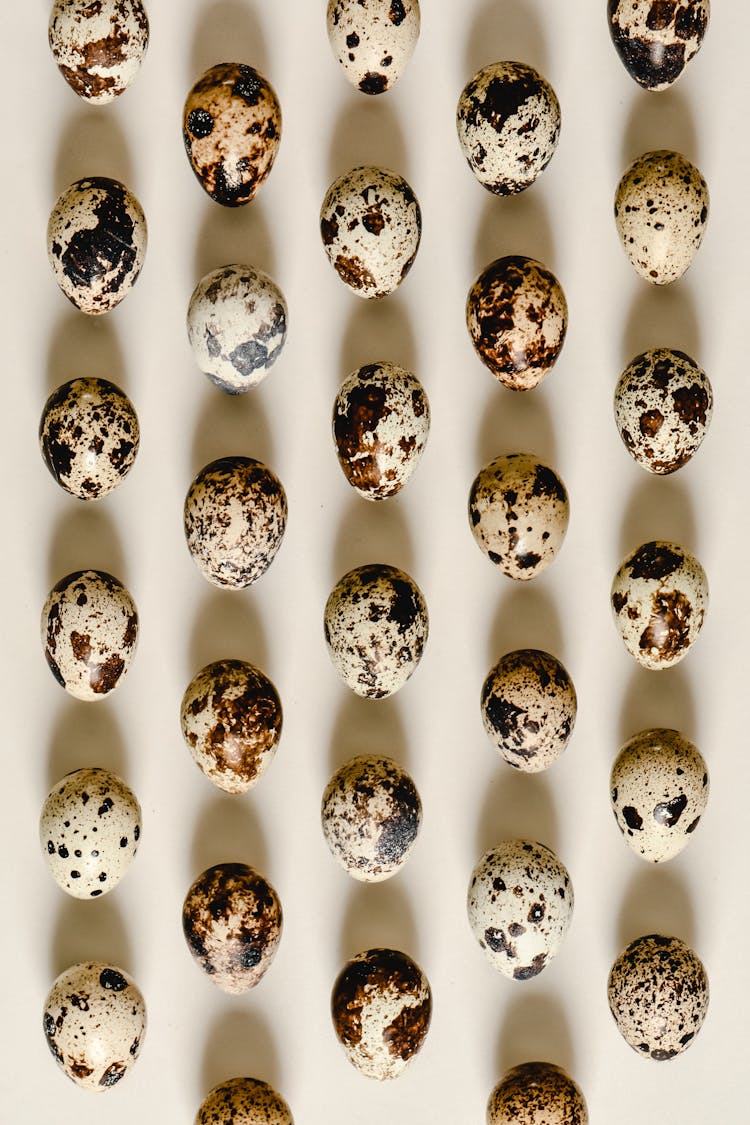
[608,1,710,91]
[488,1062,588,1125]
[333,362,430,500]
[49,0,149,103]
[327,0,420,94]
[457,62,561,195]
[180,659,282,795]
[481,650,576,772]
[615,150,709,285]
[183,63,281,207]
[324,564,428,698]
[39,378,139,499]
[184,456,287,589]
[43,961,146,1091]
[608,934,709,1059]
[331,948,432,1080]
[182,863,283,994]
[611,540,708,669]
[196,1077,294,1125]
[320,166,421,298]
[42,570,138,700]
[469,453,569,580]
[47,177,147,315]
[466,256,567,390]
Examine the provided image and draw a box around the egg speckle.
[196,1077,294,1125]
[608,0,710,91]
[49,0,149,102]
[327,0,420,94]
[481,650,576,772]
[487,1062,588,1125]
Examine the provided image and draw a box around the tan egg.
[488,1062,588,1125]
[481,650,576,772]
[195,1077,294,1125]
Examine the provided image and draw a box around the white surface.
[2,1,748,1120]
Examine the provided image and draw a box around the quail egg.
[608,0,710,91]
[488,1062,588,1125]
[49,0,149,102]
[196,1077,294,1125]
[327,0,420,94]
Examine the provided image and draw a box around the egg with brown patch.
[488,1062,588,1125]
[49,0,149,102]
[327,0,420,94]
[608,0,710,91]
[196,1077,294,1125]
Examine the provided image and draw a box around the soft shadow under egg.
[338,878,419,962]
[52,107,134,194]
[327,691,409,775]
[189,382,276,475]
[44,310,127,396]
[475,382,558,469]
[46,698,129,790]
[188,0,270,85]
[328,97,409,184]
[187,588,270,682]
[621,86,699,168]
[47,504,128,585]
[486,584,565,668]
[192,198,276,286]
[616,865,697,950]
[476,768,560,859]
[496,991,576,1078]
[618,663,697,747]
[464,0,549,79]
[50,894,133,979]
[331,492,415,580]
[621,280,702,369]
[189,792,270,883]
[200,1008,282,1101]
[617,473,698,561]
[337,295,418,386]
[473,189,556,278]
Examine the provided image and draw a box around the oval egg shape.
[49,0,149,102]
[488,1062,588,1125]
[608,0,710,91]
[327,0,420,94]
[196,1077,294,1125]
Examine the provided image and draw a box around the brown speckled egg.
[327,0,420,95]
[611,540,708,669]
[182,863,282,994]
[48,177,147,315]
[49,0,149,103]
[196,1077,294,1125]
[466,256,567,390]
[481,650,576,772]
[183,63,281,207]
[331,948,432,1080]
[469,453,569,580]
[608,0,710,91]
[488,1062,588,1125]
[42,570,138,701]
[180,659,282,794]
[321,755,421,881]
[333,362,430,500]
[320,166,421,298]
[615,150,709,285]
[184,456,287,589]
[608,934,709,1059]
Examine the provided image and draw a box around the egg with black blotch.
[196,1077,294,1125]
[488,1061,588,1125]
[608,0,710,91]
[327,0,420,95]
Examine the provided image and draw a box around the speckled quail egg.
[39,378,139,499]
[320,166,421,298]
[196,1077,294,1125]
[331,947,432,1079]
[49,0,149,103]
[333,362,430,499]
[614,348,712,474]
[183,63,281,207]
[48,177,147,315]
[467,840,574,980]
[608,933,709,1059]
[469,453,569,580]
[488,1062,588,1125]
[457,62,561,195]
[608,0,710,91]
[42,570,138,700]
[321,754,421,881]
[182,862,282,994]
[180,659,282,794]
[327,0,420,94]
[184,456,287,589]
[611,540,708,669]
[43,961,146,1090]
[466,257,567,390]
[611,728,708,862]
[187,264,288,394]
[40,768,141,898]
[481,649,576,772]
[324,563,428,699]
[615,150,709,284]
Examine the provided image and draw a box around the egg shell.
[481,649,576,772]
[487,1062,588,1125]
[466,256,567,390]
[43,961,146,1090]
[327,0,420,94]
[333,362,430,499]
[614,150,709,285]
[42,570,138,700]
[180,659,282,794]
[469,453,569,580]
[48,177,147,314]
[610,728,708,862]
[321,755,421,881]
[456,62,561,196]
[40,768,141,898]
[331,947,432,1080]
[196,1077,294,1125]
[614,348,712,474]
[324,563,428,699]
[184,456,287,589]
[320,165,421,298]
[611,540,708,669]
[183,63,281,207]
[608,933,709,1059]
[467,840,574,980]
[608,0,710,91]
[39,377,139,499]
[182,863,282,994]
[187,264,288,394]
[49,0,149,102]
